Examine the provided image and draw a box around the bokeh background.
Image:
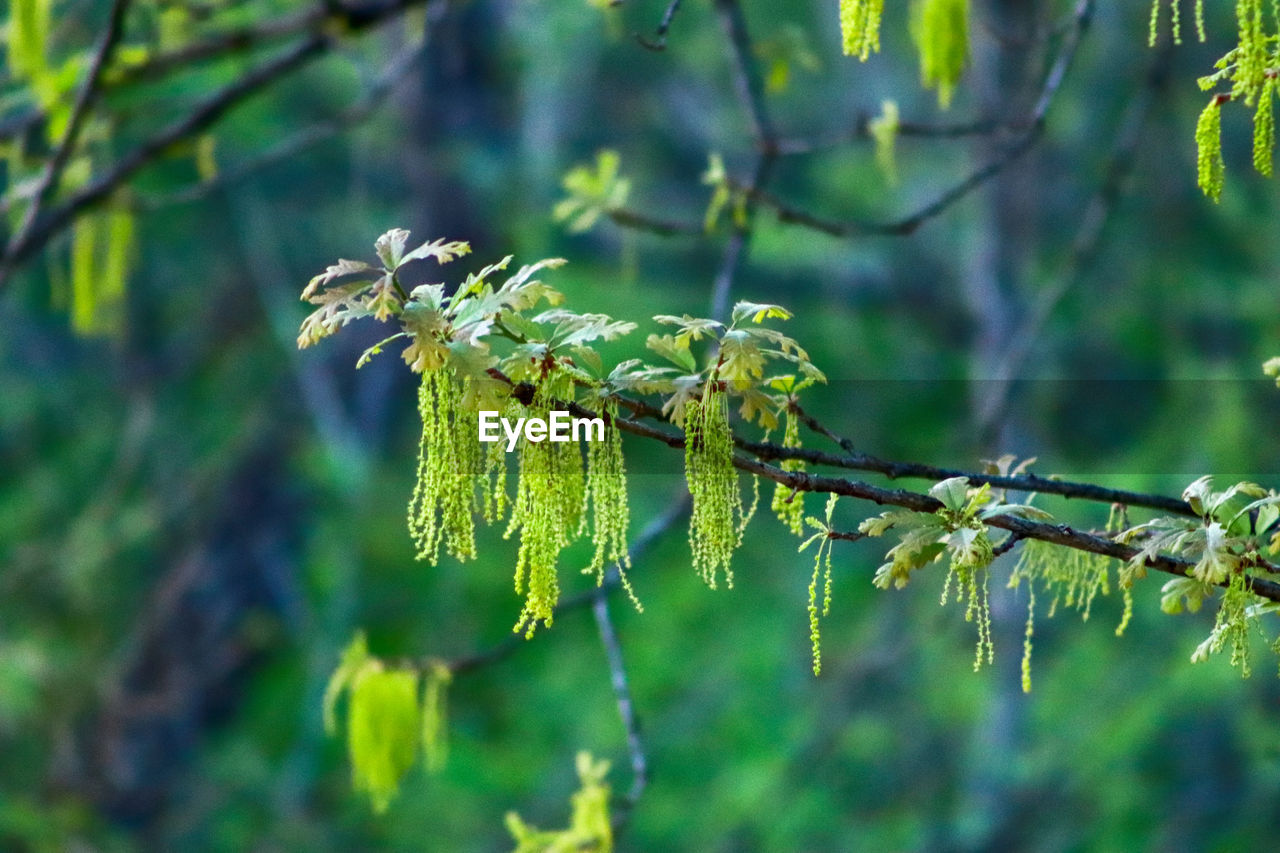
[4,0,1280,850]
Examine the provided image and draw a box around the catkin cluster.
[506,378,587,637]
[839,0,885,61]
[771,408,807,537]
[584,401,639,608]
[685,386,746,589]
[940,528,994,672]
[409,368,479,563]
[911,0,969,109]
[1009,506,1125,691]
[1193,0,1278,199]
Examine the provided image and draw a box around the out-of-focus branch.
[977,46,1171,436]
[0,0,444,289]
[605,207,702,236]
[636,0,683,51]
[737,0,1096,239]
[708,0,777,322]
[0,37,326,283]
[0,0,132,286]
[773,116,1011,156]
[591,591,647,832]
[140,38,429,210]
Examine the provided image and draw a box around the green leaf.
[1161,576,1214,615]
[930,477,970,512]
[302,259,375,301]
[407,282,445,310]
[323,632,371,735]
[399,236,471,269]
[653,313,724,347]
[571,345,604,375]
[981,503,1053,521]
[736,386,779,429]
[646,333,698,372]
[732,301,793,324]
[374,229,411,269]
[347,663,421,813]
[718,329,766,385]
[1264,356,1280,385]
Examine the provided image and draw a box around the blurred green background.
[4,0,1280,850]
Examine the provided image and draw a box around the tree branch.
[0,0,132,286]
[445,496,690,677]
[591,591,647,833]
[139,38,429,210]
[0,0,445,289]
[0,36,327,281]
[739,0,1096,239]
[977,46,1171,436]
[636,0,683,51]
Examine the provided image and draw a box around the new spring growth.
[799,494,840,675]
[505,374,588,637]
[685,384,747,589]
[911,0,970,109]
[839,0,885,61]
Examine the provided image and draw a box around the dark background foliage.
[3,1,1280,850]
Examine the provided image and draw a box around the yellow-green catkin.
[584,401,641,610]
[506,752,614,853]
[1149,0,1184,45]
[346,662,421,814]
[1196,96,1226,202]
[911,0,969,109]
[421,661,451,773]
[1009,509,1125,689]
[1254,80,1275,177]
[771,408,807,537]
[1021,585,1036,693]
[940,531,994,671]
[408,368,481,563]
[808,495,838,676]
[505,376,586,637]
[685,385,745,589]
[868,100,900,186]
[1234,0,1270,104]
[839,0,885,61]
[1224,571,1254,677]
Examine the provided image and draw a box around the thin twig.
[140,38,429,210]
[606,206,702,237]
[591,591,647,832]
[779,403,1194,517]
[993,533,1024,558]
[713,0,776,151]
[111,4,330,86]
[742,0,1096,239]
[707,0,777,321]
[773,116,1012,156]
[446,496,690,676]
[636,0,682,51]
